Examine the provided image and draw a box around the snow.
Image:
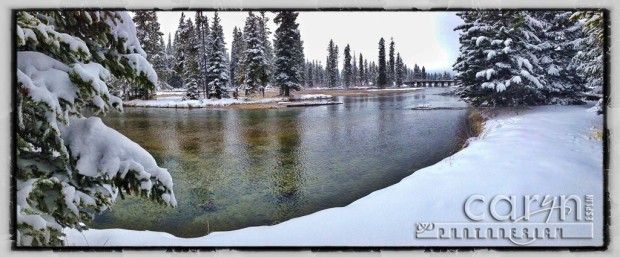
[65,104,603,247]
[59,117,176,206]
[290,94,333,100]
[124,94,334,108]
[476,68,495,80]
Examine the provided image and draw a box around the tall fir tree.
[259,11,275,86]
[274,11,305,96]
[326,39,340,87]
[388,38,395,86]
[343,44,353,88]
[358,53,365,86]
[173,12,188,86]
[395,52,405,86]
[533,11,586,104]
[230,26,245,88]
[242,12,270,96]
[133,11,164,99]
[16,10,175,246]
[183,17,201,100]
[195,11,210,98]
[572,11,605,113]
[453,11,554,106]
[204,11,230,99]
[377,37,387,87]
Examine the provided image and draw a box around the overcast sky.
[152,11,462,73]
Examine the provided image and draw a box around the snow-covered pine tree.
[421,66,427,80]
[230,26,244,88]
[183,18,201,99]
[363,59,369,85]
[326,39,339,88]
[166,33,182,88]
[388,38,395,86]
[395,53,405,87]
[133,11,164,99]
[531,11,586,104]
[205,12,230,99]
[173,12,187,87]
[152,36,171,90]
[274,11,305,96]
[242,12,270,97]
[343,44,352,88]
[195,11,210,98]
[306,60,314,87]
[259,11,275,87]
[16,10,176,246]
[571,11,605,114]
[454,11,551,106]
[377,37,387,87]
[352,52,358,86]
[358,53,365,86]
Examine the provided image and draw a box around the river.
[89,87,468,238]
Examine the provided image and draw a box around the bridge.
[403,79,459,87]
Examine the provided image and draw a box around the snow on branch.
[60,117,176,206]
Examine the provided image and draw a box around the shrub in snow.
[16,11,176,246]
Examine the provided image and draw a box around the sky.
[153,11,463,73]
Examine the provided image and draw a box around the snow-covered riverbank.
[66,104,603,247]
[123,94,333,108]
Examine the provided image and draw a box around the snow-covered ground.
[66,104,603,247]
[123,94,333,108]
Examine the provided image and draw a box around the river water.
[89,88,468,238]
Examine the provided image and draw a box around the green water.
[89,88,468,238]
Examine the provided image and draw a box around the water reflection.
[90,88,468,237]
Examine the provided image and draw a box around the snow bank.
[66,105,603,247]
[290,94,333,100]
[124,94,334,108]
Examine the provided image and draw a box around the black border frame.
[9,7,611,252]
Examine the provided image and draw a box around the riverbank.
[125,87,423,109]
[65,103,603,247]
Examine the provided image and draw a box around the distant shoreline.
[124,87,426,110]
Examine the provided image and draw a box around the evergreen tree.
[421,66,426,79]
[377,37,387,87]
[343,44,352,87]
[205,11,230,99]
[230,26,245,88]
[274,11,305,96]
[388,38,396,86]
[165,33,181,88]
[454,11,551,106]
[259,12,275,86]
[182,18,201,99]
[195,11,210,98]
[326,39,339,87]
[242,12,269,96]
[173,12,188,87]
[352,52,358,86]
[395,53,405,86]
[413,64,421,79]
[572,11,604,113]
[133,11,164,99]
[363,59,368,85]
[533,11,586,104]
[358,53,365,86]
[16,10,175,246]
